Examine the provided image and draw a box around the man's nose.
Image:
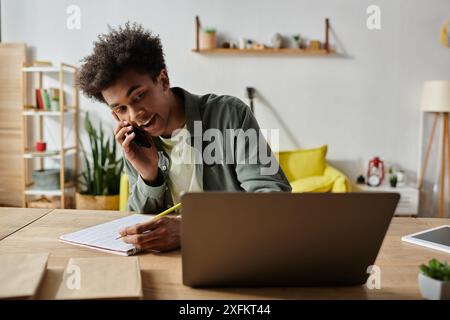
[128,108,145,124]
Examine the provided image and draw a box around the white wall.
[2,0,450,213]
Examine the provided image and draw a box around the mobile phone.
[130,122,152,148]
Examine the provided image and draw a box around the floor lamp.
[418,81,450,218]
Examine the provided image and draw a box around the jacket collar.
[153,87,203,154]
[171,87,202,138]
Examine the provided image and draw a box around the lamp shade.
[421,81,450,112]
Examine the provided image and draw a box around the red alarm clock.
[367,156,385,187]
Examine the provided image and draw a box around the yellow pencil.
[115,202,181,240]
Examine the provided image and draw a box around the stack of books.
[35,88,59,111]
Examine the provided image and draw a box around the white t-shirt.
[159,125,203,204]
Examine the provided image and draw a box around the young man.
[78,23,291,252]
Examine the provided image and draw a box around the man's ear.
[159,69,170,91]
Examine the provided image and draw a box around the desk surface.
[0,207,52,241]
[0,207,448,299]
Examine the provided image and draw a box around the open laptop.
[181,192,399,287]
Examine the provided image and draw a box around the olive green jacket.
[124,87,291,213]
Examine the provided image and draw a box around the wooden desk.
[0,208,448,299]
[0,207,53,240]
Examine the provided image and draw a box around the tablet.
[402,225,450,254]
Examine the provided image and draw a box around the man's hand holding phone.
[114,118,159,185]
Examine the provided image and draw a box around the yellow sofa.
[276,145,351,193]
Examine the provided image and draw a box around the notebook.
[59,214,154,256]
[0,253,49,299]
[36,257,143,299]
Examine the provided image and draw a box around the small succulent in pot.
[389,174,398,188]
[292,34,302,48]
[418,258,450,300]
[203,27,216,34]
[200,27,217,50]
[388,167,398,187]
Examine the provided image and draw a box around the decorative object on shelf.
[32,169,71,190]
[389,168,398,188]
[417,81,450,218]
[356,174,366,184]
[308,40,322,50]
[271,33,283,49]
[238,37,247,49]
[35,140,47,152]
[252,43,266,50]
[221,41,230,49]
[49,88,60,111]
[199,26,217,50]
[367,156,385,187]
[396,169,406,186]
[440,20,449,48]
[292,34,303,48]
[419,258,450,300]
[77,113,123,210]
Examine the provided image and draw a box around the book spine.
[42,89,51,110]
[35,89,44,110]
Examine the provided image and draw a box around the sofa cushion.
[277,145,328,181]
[290,175,334,193]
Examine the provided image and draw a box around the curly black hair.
[78,22,166,103]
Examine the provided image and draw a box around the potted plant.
[200,27,217,50]
[76,113,124,210]
[292,34,302,48]
[418,258,450,300]
[388,167,398,187]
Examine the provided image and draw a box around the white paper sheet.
[59,214,154,256]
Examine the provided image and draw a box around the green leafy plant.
[79,113,123,195]
[420,258,450,281]
[203,27,216,34]
[292,34,301,42]
[389,174,397,187]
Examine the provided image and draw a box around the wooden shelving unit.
[0,43,26,207]
[192,16,334,56]
[21,63,80,208]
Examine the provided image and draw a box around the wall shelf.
[192,16,333,56]
[192,48,334,55]
[24,147,77,159]
[22,109,76,116]
[22,65,76,73]
[24,181,76,196]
